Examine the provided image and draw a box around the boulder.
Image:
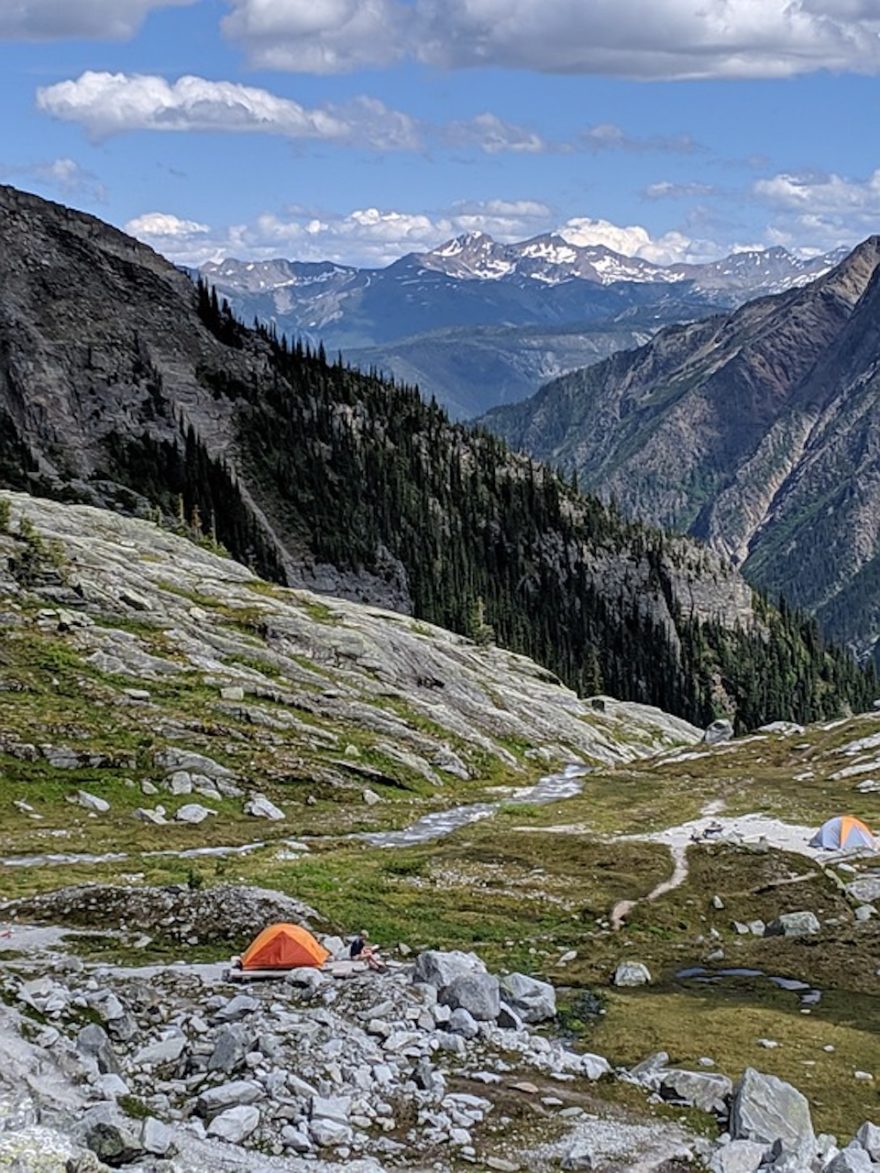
[855,1122,880,1161]
[168,771,192,795]
[76,791,110,814]
[77,1024,119,1075]
[439,973,500,1021]
[362,789,382,807]
[499,972,557,1023]
[310,1095,352,1126]
[764,912,820,938]
[207,1105,260,1144]
[244,793,285,821]
[730,1068,815,1161]
[580,1054,612,1081]
[704,719,734,744]
[846,878,880,905]
[215,994,260,1022]
[310,1119,352,1147]
[132,1034,186,1067]
[708,1139,767,1172]
[824,1150,875,1173]
[140,1118,174,1158]
[658,1068,733,1114]
[208,1025,250,1073]
[197,1079,263,1118]
[448,1008,479,1038]
[613,961,652,987]
[412,949,486,990]
[83,1120,145,1167]
[174,803,216,824]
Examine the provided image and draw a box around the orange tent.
[241,923,329,970]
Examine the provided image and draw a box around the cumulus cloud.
[559,216,718,264]
[0,0,195,40]
[37,72,421,151]
[752,168,880,252]
[124,198,557,268]
[442,113,548,154]
[221,0,880,79]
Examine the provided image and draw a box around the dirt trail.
[610,843,690,931]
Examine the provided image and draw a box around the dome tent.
[241,923,329,970]
[810,816,876,852]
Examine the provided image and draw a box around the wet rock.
[499,972,556,1023]
[764,912,820,938]
[613,961,652,987]
[730,1068,815,1161]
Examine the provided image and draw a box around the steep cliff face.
[482,239,880,659]
[0,185,872,725]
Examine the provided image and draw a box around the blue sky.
[2,0,880,267]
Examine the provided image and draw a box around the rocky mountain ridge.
[4,183,871,729]
[481,236,880,663]
[201,235,844,418]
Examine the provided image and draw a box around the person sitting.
[349,929,384,970]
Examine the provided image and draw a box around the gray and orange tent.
[241,923,329,970]
[810,815,876,852]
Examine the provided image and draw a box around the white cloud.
[126,212,210,238]
[0,156,106,201]
[752,168,880,252]
[644,180,717,199]
[124,198,557,268]
[559,216,717,264]
[443,113,548,154]
[37,72,421,150]
[0,0,195,40]
[222,0,880,79]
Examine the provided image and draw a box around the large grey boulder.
[77,1024,119,1075]
[140,1118,174,1158]
[412,950,486,990]
[207,1105,260,1144]
[244,793,285,821]
[764,912,820,938]
[824,1149,875,1173]
[439,973,500,1021]
[208,1025,250,1073]
[704,719,734,744]
[730,1068,815,1161]
[708,1139,767,1172]
[499,972,557,1023]
[658,1068,733,1114]
[855,1122,880,1161]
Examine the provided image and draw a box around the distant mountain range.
[201,234,847,417]
[481,237,880,665]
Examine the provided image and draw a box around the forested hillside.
[0,185,874,729]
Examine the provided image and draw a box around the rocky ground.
[0,884,877,1173]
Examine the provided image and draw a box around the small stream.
[0,764,588,869]
[358,763,588,848]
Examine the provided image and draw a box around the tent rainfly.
[810,815,876,852]
[241,923,329,970]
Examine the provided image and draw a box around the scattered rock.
[764,911,820,938]
[174,803,216,824]
[207,1105,260,1144]
[243,794,285,821]
[613,961,652,987]
[704,719,734,745]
